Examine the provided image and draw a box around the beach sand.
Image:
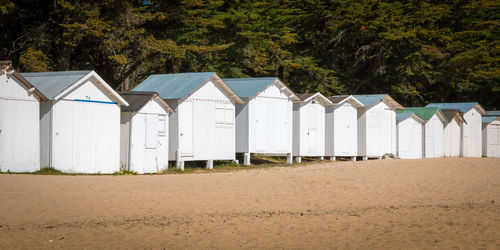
[0,158,499,249]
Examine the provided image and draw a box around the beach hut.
[426,102,486,157]
[0,61,46,172]
[395,111,425,159]
[223,77,299,165]
[441,109,465,157]
[21,70,128,173]
[354,94,404,159]
[119,91,173,173]
[325,95,364,161]
[403,107,447,158]
[134,73,243,170]
[292,93,332,163]
[482,116,500,158]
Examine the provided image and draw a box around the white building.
[354,94,404,159]
[395,111,425,159]
[119,91,173,173]
[441,109,465,157]
[22,70,128,173]
[401,107,447,158]
[325,95,364,161]
[426,103,486,157]
[482,116,500,158]
[0,61,46,172]
[292,93,332,163]
[134,72,243,170]
[223,77,299,165]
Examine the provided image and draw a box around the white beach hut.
[325,95,364,161]
[353,94,404,159]
[223,77,299,165]
[119,92,173,173]
[395,111,425,159]
[0,61,46,172]
[482,116,500,158]
[403,107,447,158]
[21,70,128,173]
[134,72,243,170]
[441,109,465,157]
[426,102,486,157]
[292,93,332,163]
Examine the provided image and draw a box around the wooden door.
[144,114,158,173]
[306,105,317,154]
[255,100,266,151]
[179,101,194,156]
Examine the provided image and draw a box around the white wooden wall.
[292,100,326,157]
[0,74,41,172]
[396,118,423,159]
[171,80,236,161]
[358,102,396,157]
[423,114,444,158]
[246,84,293,155]
[325,102,358,157]
[443,119,461,157]
[483,121,500,157]
[121,100,169,173]
[462,109,483,157]
[41,78,121,173]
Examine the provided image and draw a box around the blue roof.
[486,111,500,116]
[396,112,414,121]
[426,102,480,113]
[352,94,388,107]
[21,70,92,99]
[483,116,498,124]
[134,72,216,100]
[223,77,279,98]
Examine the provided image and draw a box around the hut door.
[255,100,266,151]
[179,101,194,156]
[306,105,317,154]
[0,104,2,164]
[144,114,158,172]
[433,119,442,157]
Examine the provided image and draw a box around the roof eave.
[11,71,48,100]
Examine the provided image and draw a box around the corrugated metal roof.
[134,72,216,100]
[21,70,92,99]
[440,109,465,123]
[119,91,158,112]
[486,110,500,116]
[482,116,498,124]
[402,107,448,122]
[223,77,278,98]
[426,102,483,114]
[396,112,413,121]
[352,94,389,107]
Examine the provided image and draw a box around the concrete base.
[363,156,368,161]
[320,156,324,160]
[287,153,293,164]
[206,160,213,169]
[378,156,383,160]
[352,156,357,162]
[176,150,184,171]
[295,156,302,163]
[330,156,336,162]
[243,153,251,166]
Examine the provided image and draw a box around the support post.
[330,156,336,162]
[363,156,368,161]
[320,156,324,160]
[206,160,213,170]
[243,152,251,166]
[378,156,383,160]
[287,153,293,164]
[352,156,356,162]
[176,150,184,171]
[295,156,301,163]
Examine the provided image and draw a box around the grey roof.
[486,111,500,117]
[441,109,466,123]
[223,77,279,98]
[21,70,92,99]
[329,95,348,104]
[352,94,389,107]
[118,91,165,112]
[483,116,498,124]
[133,72,216,100]
[297,93,315,101]
[426,102,485,114]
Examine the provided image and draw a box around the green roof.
[399,107,448,122]
[223,77,279,98]
[21,70,92,99]
[134,72,216,100]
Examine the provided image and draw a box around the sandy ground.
[0,158,499,249]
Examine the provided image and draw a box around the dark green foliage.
[1,0,498,108]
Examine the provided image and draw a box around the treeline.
[1,0,499,108]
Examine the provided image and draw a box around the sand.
[0,158,499,249]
